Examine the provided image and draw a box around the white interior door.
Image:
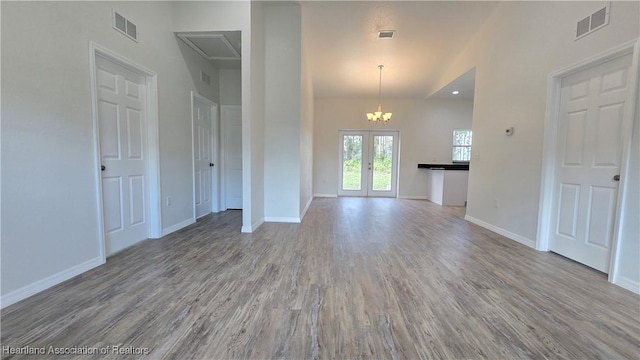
[193,96,214,218]
[96,56,148,250]
[549,53,633,272]
[338,130,399,197]
[222,105,242,209]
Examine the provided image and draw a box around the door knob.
[101,165,106,171]
[613,174,620,181]
[210,163,215,167]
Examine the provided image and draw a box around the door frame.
[191,91,220,219]
[89,41,162,261]
[537,39,640,283]
[337,129,400,197]
[220,105,242,211]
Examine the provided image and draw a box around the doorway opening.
[176,31,244,216]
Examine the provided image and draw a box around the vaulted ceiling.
[301,1,499,99]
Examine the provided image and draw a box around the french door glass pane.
[372,135,393,191]
[342,135,362,190]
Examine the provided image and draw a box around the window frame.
[452,129,472,163]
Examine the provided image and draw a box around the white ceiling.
[430,67,475,100]
[301,1,499,99]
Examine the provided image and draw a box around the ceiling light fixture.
[452,90,460,95]
[366,65,392,124]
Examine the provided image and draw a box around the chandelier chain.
[366,64,392,123]
[378,65,383,105]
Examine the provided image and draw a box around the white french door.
[96,55,149,252]
[338,130,399,197]
[193,94,217,218]
[549,53,633,273]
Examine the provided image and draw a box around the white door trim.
[537,39,640,283]
[191,91,220,219]
[89,41,162,261]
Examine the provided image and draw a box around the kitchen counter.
[420,166,469,206]
[417,163,469,170]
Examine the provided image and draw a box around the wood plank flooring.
[2,198,639,359]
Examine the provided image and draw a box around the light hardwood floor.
[2,198,639,359]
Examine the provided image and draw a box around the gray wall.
[1,1,220,299]
[429,1,639,289]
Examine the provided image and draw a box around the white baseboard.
[313,194,337,198]
[465,215,536,249]
[242,218,264,233]
[613,276,640,294]
[1,257,104,309]
[162,218,195,237]
[398,196,429,200]
[264,217,301,223]
[300,197,313,220]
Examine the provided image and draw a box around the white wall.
[429,1,639,287]
[219,69,242,106]
[172,1,265,232]
[263,3,303,221]
[313,98,473,198]
[1,1,220,302]
[249,1,266,231]
[300,34,314,217]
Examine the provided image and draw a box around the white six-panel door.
[549,53,633,272]
[96,56,148,250]
[222,105,243,210]
[193,96,213,218]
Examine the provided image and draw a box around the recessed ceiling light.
[452,90,460,95]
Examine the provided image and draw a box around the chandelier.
[366,65,392,123]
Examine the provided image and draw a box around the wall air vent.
[575,4,610,40]
[201,71,211,86]
[378,30,395,39]
[113,10,138,42]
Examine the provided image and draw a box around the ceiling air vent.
[113,10,138,42]
[378,30,395,39]
[576,4,610,40]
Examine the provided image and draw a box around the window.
[452,129,472,162]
